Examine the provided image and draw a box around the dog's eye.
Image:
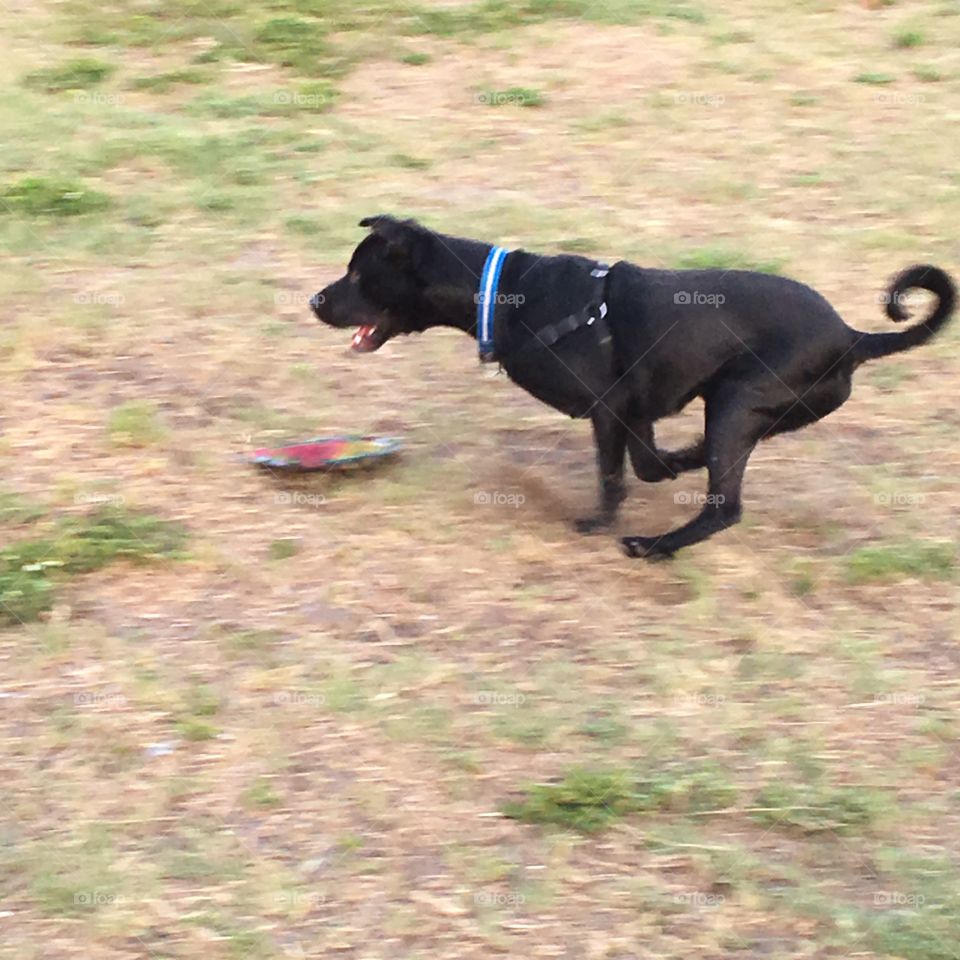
[349,271,360,284]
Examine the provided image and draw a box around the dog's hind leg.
[621,377,779,558]
[627,420,705,482]
[575,409,627,533]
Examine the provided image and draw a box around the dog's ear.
[359,215,430,266]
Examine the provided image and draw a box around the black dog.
[312,215,954,558]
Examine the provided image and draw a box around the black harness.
[530,262,612,349]
[511,261,615,378]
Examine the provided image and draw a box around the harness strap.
[530,263,611,353]
[475,253,614,370]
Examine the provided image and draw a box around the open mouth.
[350,324,387,353]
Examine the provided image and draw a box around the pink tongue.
[351,325,377,352]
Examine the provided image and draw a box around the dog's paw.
[620,535,675,561]
[637,462,677,484]
[574,514,613,534]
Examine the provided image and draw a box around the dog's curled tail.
[853,264,956,364]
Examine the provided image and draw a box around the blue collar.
[477,245,510,362]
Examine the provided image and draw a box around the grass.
[22,57,114,92]
[672,245,784,273]
[107,401,166,447]
[0,490,45,524]
[892,27,925,49]
[1,177,111,217]
[3,0,959,955]
[477,86,545,107]
[0,509,186,624]
[854,71,896,85]
[752,781,892,835]
[129,68,210,92]
[844,541,955,584]
[503,763,737,832]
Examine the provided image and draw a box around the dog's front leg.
[574,409,627,533]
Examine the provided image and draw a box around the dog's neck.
[419,239,533,339]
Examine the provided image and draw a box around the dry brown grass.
[1,0,959,957]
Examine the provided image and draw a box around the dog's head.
[311,215,476,352]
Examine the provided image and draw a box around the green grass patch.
[672,245,784,273]
[57,0,705,82]
[1,177,111,218]
[30,827,120,917]
[268,538,300,560]
[844,541,955,584]
[129,68,211,92]
[243,777,282,809]
[912,64,943,82]
[410,0,705,35]
[752,780,891,834]
[892,28,925,48]
[108,401,166,447]
[477,86,545,107]
[0,509,186,625]
[22,57,115,92]
[175,683,222,741]
[503,763,737,833]
[854,72,896,85]
[0,490,45,525]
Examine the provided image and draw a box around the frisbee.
[250,435,402,472]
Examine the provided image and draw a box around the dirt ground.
[1,0,958,957]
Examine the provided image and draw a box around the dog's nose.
[309,292,325,315]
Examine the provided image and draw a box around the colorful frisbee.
[250,436,402,472]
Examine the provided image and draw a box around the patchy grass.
[22,57,114,92]
[672,245,784,273]
[844,541,955,584]
[0,490,45,525]
[892,27,925,49]
[107,401,166,447]
[503,763,737,832]
[128,68,211,92]
[1,177,111,217]
[752,780,892,835]
[854,71,896,85]
[0,509,186,624]
[477,86,546,107]
[3,0,959,955]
